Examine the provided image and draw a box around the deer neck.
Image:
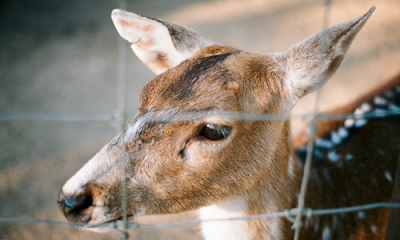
[199,121,299,240]
[199,195,254,240]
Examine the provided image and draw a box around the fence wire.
[0,0,399,240]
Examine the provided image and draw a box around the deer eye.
[200,124,231,141]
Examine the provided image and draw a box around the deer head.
[57,7,375,237]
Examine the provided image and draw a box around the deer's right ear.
[111,9,212,74]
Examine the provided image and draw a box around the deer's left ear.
[112,9,212,74]
[278,7,375,106]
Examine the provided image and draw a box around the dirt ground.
[0,0,399,239]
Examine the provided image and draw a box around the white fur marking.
[374,96,387,106]
[315,138,333,148]
[371,224,378,234]
[62,147,118,195]
[354,109,364,116]
[345,153,353,160]
[330,128,348,144]
[384,171,393,182]
[124,118,146,142]
[344,119,355,128]
[327,151,340,162]
[361,103,372,112]
[374,108,387,117]
[269,217,282,240]
[357,211,366,220]
[331,132,341,144]
[199,196,250,240]
[322,226,330,240]
[354,119,368,128]
[354,103,371,116]
[338,128,349,138]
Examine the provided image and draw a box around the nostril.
[65,194,93,212]
[57,189,93,223]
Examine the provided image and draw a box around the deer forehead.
[140,51,236,110]
[139,45,288,114]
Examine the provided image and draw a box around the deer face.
[57,45,292,226]
[58,8,374,230]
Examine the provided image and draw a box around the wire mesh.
[0,0,399,239]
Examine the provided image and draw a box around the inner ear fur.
[276,6,375,106]
[111,9,212,74]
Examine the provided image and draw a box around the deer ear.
[111,9,212,74]
[280,7,375,106]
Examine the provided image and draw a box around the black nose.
[57,189,93,223]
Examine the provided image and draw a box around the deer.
[57,6,400,240]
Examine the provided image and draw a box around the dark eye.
[200,124,231,141]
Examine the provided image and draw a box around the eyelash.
[199,124,232,141]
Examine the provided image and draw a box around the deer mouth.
[99,214,135,225]
[105,214,135,224]
[82,214,135,232]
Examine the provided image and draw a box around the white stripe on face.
[62,143,122,196]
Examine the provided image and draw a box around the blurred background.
[0,0,399,239]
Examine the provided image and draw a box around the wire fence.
[1,0,399,239]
